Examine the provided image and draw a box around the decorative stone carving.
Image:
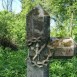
[26,5,50,67]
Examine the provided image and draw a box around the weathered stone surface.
[26,5,50,41]
[27,59,49,77]
[26,5,50,67]
[48,37,76,58]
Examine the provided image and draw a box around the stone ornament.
[26,5,50,67]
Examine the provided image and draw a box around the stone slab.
[48,37,76,58]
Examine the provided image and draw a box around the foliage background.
[0,0,77,77]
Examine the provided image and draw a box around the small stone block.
[49,37,76,58]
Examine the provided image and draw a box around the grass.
[0,47,77,77]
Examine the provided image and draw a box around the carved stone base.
[27,59,49,77]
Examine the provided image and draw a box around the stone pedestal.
[27,59,49,77]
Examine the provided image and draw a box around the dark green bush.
[0,47,28,77]
[49,58,77,77]
[0,11,26,47]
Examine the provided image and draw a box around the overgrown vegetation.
[0,0,77,77]
[0,47,77,77]
[0,47,27,77]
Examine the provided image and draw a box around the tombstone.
[26,5,50,77]
[26,5,76,77]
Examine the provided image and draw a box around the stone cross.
[26,5,76,77]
